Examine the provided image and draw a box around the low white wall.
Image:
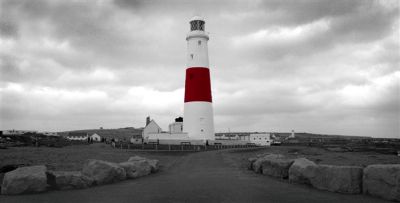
[147,133,189,140]
[147,139,205,145]
[209,140,250,145]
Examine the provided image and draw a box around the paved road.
[0,150,386,203]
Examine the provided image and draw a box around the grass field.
[227,145,400,169]
[0,143,189,172]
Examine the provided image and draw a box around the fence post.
[155,144,158,151]
[142,144,144,150]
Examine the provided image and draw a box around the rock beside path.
[120,160,151,179]
[146,159,160,173]
[1,165,48,195]
[363,164,400,201]
[252,154,284,174]
[82,160,126,185]
[289,158,317,185]
[310,165,363,194]
[48,171,93,190]
[247,157,258,170]
[261,158,294,179]
[127,156,159,173]
[0,156,159,195]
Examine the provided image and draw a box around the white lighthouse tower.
[183,16,215,141]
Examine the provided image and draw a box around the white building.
[3,130,37,135]
[147,133,189,141]
[249,133,271,146]
[40,131,59,136]
[289,130,296,138]
[142,120,162,138]
[66,132,88,141]
[143,118,190,143]
[90,133,101,142]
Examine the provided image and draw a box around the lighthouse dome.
[190,15,205,22]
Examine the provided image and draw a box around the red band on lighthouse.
[184,67,212,103]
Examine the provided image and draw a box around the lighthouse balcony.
[186,30,209,41]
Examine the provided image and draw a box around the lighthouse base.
[183,101,215,140]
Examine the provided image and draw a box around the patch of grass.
[0,143,190,171]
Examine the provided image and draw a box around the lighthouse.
[183,16,215,141]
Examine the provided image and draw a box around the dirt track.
[0,149,386,203]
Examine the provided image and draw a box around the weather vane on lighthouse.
[183,16,215,141]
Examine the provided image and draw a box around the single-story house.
[90,133,102,142]
[66,132,88,141]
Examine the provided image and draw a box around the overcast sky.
[0,0,399,138]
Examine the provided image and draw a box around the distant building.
[39,131,58,137]
[216,132,271,146]
[130,137,142,144]
[143,118,189,142]
[3,130,37,135]
[90,133,101,142]
[66,132,88,141]
[143,120,162,139]
[215,133,239,140]
[289,130,295,139]
[248,133,271,146]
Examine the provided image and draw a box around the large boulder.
[82,160,126,185]
[363,164,400,201]
[1,165,48,195]
[146,159,160,173]
[47,171,93,190]
[310,165,363,194]
[289,158,318,185]
[261,158,294,179]
[253,154,284,173]
[128,156,159,173]
[247,157,258,170]
[120,160,151,179]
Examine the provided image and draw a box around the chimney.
[146,116,151,126]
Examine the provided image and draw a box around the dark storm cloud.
[0,0,398,137]
[0,19,18,38]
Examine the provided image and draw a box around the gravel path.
[0,149,386,203]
